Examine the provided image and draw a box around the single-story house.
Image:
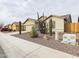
[44,15,66,33]
[8,24,12,30]
[4,25,9,28]
[23,18,36,32]
[11,22,24,31]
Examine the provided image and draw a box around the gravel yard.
[12,32,79,57]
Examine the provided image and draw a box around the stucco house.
[23,18,36,32]
[11,22,24,31]
[44,15,66,33]
[4,25,9,28]
[8,24,12,30]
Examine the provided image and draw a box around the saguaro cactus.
[19,21,21,34]
[49,19,52,36]
[39,21,47,34]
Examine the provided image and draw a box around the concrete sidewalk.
[5,31,28,35]
[0,32,77,58]
[0,46,7,58]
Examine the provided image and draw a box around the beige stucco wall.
[46,17,64,32]
[12,24,17,31]
[24,20,35,32]
[8,25,12,30]
[12,24,24,31]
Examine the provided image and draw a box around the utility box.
[61,34,76,45]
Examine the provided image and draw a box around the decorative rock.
[43,35,49,40]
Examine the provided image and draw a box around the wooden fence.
[64,23,79,33]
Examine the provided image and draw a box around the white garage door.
[26,25,33,32]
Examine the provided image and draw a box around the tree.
[49,19,52,36]
[30,26,38,38]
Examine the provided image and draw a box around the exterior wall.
[21,25,25,31]
[24,20,35,32]
[12,24,24,31]
[46,17,64,33]
[12,24,17,31]
[8,25,12,30]
[55,19,64,32]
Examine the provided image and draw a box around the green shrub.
[30,26,38,38]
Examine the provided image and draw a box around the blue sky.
[0,0,79,25]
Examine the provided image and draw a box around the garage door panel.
[26,26,33,32]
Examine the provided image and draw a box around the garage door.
[26,25,33,32]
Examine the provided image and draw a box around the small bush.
[30,26,38,38]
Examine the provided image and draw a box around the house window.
[52,21,55,28]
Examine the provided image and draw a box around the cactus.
[49,19,52,36]
[39,21,47,34]
[37,12,47,34]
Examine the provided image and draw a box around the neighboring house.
[23,18,36,32]
[44,15,66,33]
[4,25,8,28]
[8,24,12,30]
[12,22,24,31]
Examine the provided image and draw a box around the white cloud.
[0,0,79,24]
